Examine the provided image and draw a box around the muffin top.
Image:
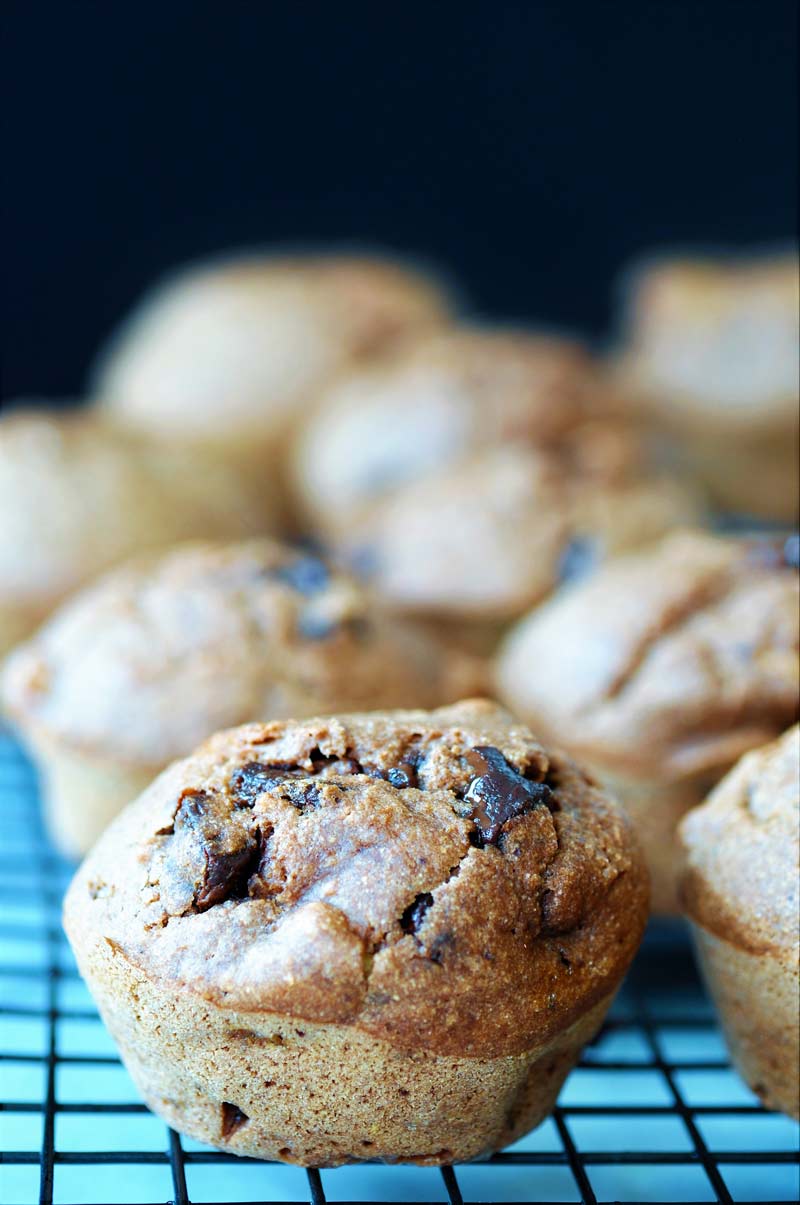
[496,531,800,781]
[2,541,477,768]
[680,725,799,960]
[0,408,268,622]
[292,327,619,535]
[64,700,648,1057]
[340,442,702,622]
[93,253,451,442]
[619,251,800,421]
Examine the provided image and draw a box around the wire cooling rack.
[1,729,798,1205]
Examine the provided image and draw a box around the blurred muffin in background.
[291,327,703,650]
[0,407,271,657]
[92,251,453,518]
[616,250,799,520]
[291,326,622,537]
[496,530,800,912]
[1,539,484,858]
[335,441,704,653]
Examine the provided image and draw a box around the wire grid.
[1,730,798,1205]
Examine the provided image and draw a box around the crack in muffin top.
[66,700,648,1058]
[496,531,800,780]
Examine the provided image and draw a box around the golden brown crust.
[2,540,479,767]
[496,531,799,782]
[680,726,800,957]
[64,700,648,1059]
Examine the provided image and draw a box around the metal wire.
[1,731,798,1205]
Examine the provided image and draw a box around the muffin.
[93,251,452,514]
[496,531,800,912]
[0,407,271,657]
[291,326,622,537]
[338,442,703,652]
[680,726,799,1118]
[2,540,481,858]
[63,699,648,1165]
[617,250,799,519]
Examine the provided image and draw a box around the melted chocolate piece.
[388,763,419,789]
[400,891,433,934]
[230,762,296,807]
[173,790,260,911]
[273,555,330,596]
[464,746,553,845]
[221,1102,249,1139]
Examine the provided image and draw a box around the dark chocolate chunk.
[229,762,295,807]
[173,789,261,911]
[279,781,323,812]
[273,555,329,596]
[400,891,434,934]
[220,1102,249,1139]
[388,763,418,789]
[464,746,553,845]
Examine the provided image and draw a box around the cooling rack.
[1,728,798,1205]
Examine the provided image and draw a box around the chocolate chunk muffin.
[0,407,271,658]
[616,250,799,519]
[291,326,622,537]
[680,726,800,1118]
[63,699,648,1166]
[93,251,451,518]
[496,531,800,912]
[2,541,480,858]
[337,442,703,652]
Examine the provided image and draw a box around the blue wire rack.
[1,728,798,1205]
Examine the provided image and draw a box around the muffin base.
[23,729,158,860]
[68,929,615,1167]
[689,923,799,1119]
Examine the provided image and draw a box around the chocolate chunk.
[230,762,296,806]
[221,1101,249,1139]
[173,789,260,911]
[388,763,418,789]
[280,781,323,812]
[464,746,553,845]
[400,891,433,934]
[273,555,329,596]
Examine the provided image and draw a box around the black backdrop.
[2,0,797,402]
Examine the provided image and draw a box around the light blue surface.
[1,731,798,1205]
[588,1162,716,1202]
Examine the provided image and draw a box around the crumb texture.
[680,724,800,957]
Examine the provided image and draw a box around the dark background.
[2,0,797,402]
